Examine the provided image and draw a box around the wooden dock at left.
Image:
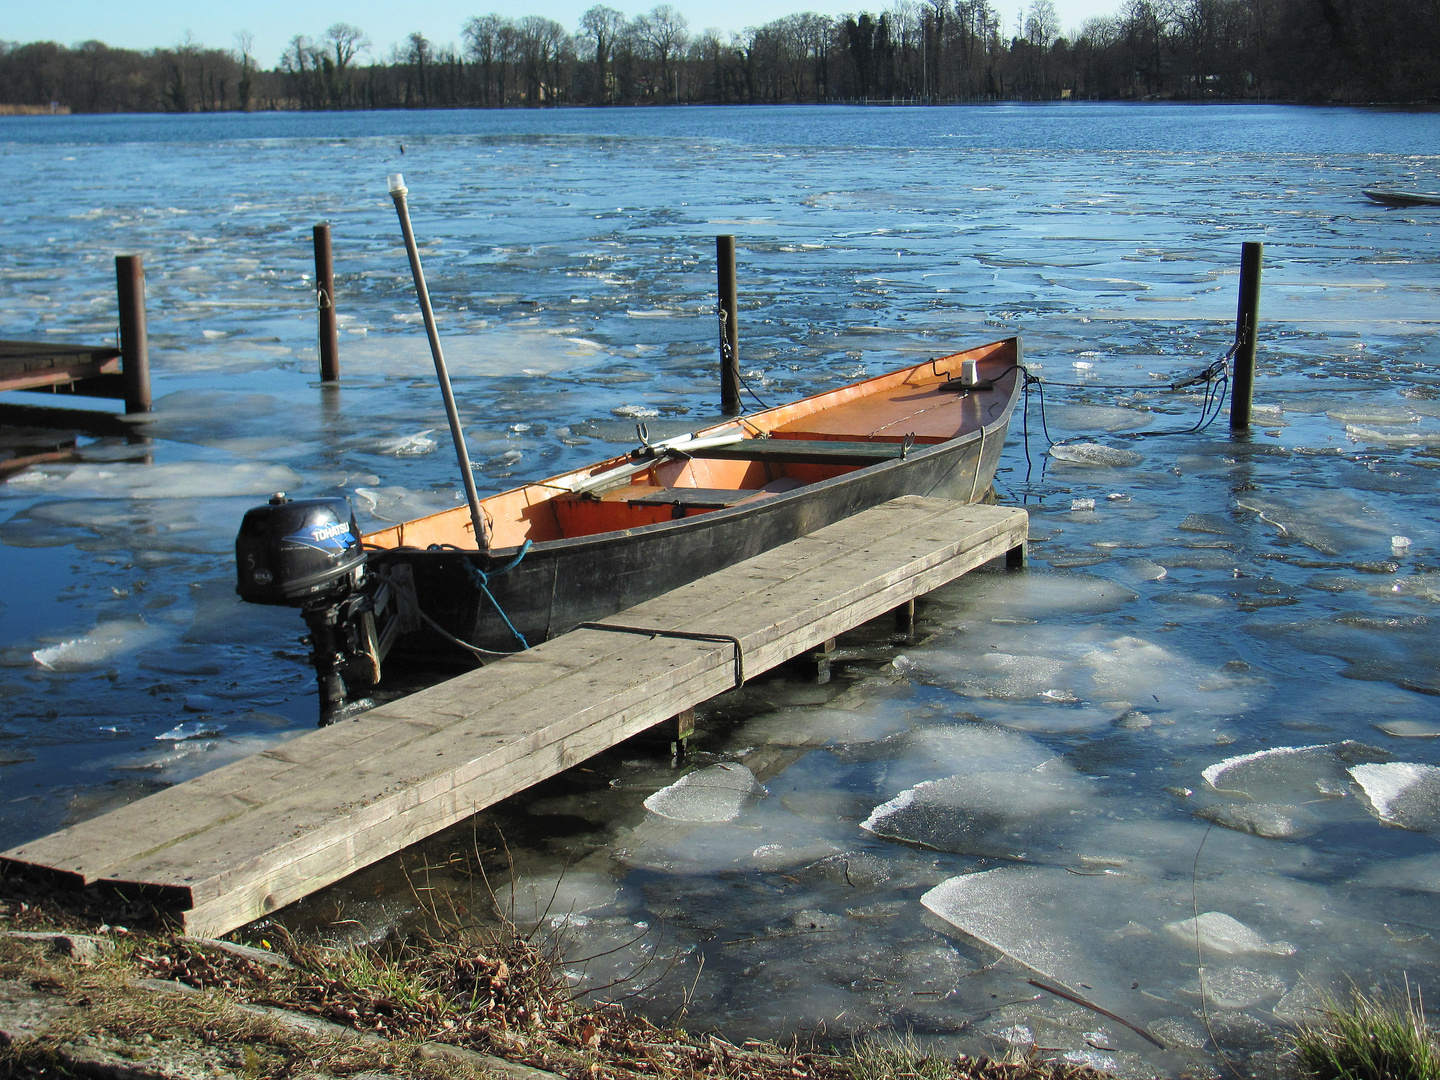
[1,496,1027,939]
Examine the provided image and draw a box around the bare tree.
[463,14,510,104]
[406,31,432,105]
[233,30,254,109]
[580,5,627,102]
[1025,0,1060,46]
[633,4,688,100]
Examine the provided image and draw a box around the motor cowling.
[235,493,366,606]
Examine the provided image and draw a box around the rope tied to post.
[717,305,771,410]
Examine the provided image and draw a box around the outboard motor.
[236,494,373,723]
[236,494,365,605]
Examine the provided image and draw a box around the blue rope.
[464,539,532,650]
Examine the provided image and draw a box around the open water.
[3,103,1440,1077]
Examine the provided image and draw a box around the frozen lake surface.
[2,103,1439,1077]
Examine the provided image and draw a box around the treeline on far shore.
[1,0,1435,114]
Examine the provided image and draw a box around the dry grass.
[0,861,1123,1080]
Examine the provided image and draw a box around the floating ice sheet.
[1195,802,1321,840]
[642,763,765,823]
[1202,741,1390,800]
[1237,492,1393,556]
[156,720,226,741]
[31,619,164,670]
[375,430,437,456]
[940,570,1138,621]
[1049,443,1145,467]
[861,760,1093,859]
[20,461,302,501]
[1163,912,1295,956]
[1349,762,1440,833]
[1353,852,1440,892]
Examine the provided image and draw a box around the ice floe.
[1163,912,1294,956]
[1348,762,1440,832]
[32,619,164,670]
[1049,443,1145,467]
[642,763,766,822]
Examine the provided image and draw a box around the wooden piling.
[1006,542,1027,570]
[313,223,339,383]
[115,255,151,414]
[1230,241,1262,432]
[894,598,916,643]
[716,235,740,416]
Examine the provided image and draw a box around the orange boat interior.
[364,339,1018,551]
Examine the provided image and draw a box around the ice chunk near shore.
[1163,912,1295,956]
[941,570,1138,623]
[921,866,1184,999]
[32,619,164,670]
[1236,492,1391,556]
[1049,443,1145,468]
[642,763,765,823]
[862,760,1092,859]
[1195,802,1321,840]
[1202,742,1390,801]
[1349,762,1440,833]
[1353,852,1440,892]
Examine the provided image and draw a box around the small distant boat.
[236,337,1023,719]
[1363,189,1440,208]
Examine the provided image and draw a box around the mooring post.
[313,222,340,383]
[716,234,740,415]
[115,254,151,414]
[1230,241,1263,432]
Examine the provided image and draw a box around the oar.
[387,172,490,551]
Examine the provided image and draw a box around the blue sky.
[10,0,1117,68]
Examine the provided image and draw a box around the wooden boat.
[236,336,1023,719]
[1363,189,1440,208]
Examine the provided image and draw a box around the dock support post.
[717,235,740,416]
[115,254,151,414]
[1006,542,1027,570]
[670,707,695,759]
[810,637,836,684]
[1230,241,1262,432]
[894,599,916,644]
[314,223,340,383]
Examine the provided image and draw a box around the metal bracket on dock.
[576,623,745,688]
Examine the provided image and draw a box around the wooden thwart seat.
[689,438,910,465]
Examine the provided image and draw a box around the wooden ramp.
[1,497,1026,939]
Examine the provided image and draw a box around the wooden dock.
[0,340,123,396]
[0,253,152,421]
[1,496,1026,939]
